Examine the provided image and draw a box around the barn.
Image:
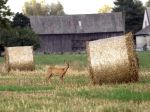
[30,12,125,53]
[135,7,150,51]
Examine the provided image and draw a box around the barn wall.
[37,32,123,53]
[71,32,123,52]
[37,35,72,53]
[146,36,150,50]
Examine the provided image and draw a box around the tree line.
[0,0,150,53]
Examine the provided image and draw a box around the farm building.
[136,7,150,51]
[30,12,125,53]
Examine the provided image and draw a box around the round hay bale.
[86,33,139,85]
[5,46,35,71]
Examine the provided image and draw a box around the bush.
[0,28,40,51]
[15,28,40,49]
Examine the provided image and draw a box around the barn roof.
[146,7,150,22]
[136,25,150,35]
[30,12,125,34]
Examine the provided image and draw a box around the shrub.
[0,27,40,51]
[15,28,40,50]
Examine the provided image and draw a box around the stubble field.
[0,52,149,112]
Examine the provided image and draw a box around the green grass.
[0,56,4,63]
[75,87,150,101]
[138,51,150,69]
[35,53,87,65]
[0,53,87,65]
[0,51,149,111]
[0,85,54,92]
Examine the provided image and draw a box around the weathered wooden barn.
[30,12,125,53]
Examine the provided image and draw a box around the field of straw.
[0,52,150,112]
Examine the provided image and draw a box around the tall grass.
[138,51,150,69]
[0,52,149,111]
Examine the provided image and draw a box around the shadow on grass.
[76,88,150,101]
[0,85,54,92]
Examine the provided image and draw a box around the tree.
[146,0,150,7]
[49,2,65,15]
[112,0,145,33]
[0,28,39,50]
[0,0,13,28]
[23,0,65,16]
[15,28,40,49]
[98,5,112,13]
[23,0,50,16]
[11,12,30,28]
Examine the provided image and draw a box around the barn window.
[72,40,85,52]
[78,20,82,29]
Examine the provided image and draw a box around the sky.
[7,0,148,14]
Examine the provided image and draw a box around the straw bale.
[86,33,139,85]
[5,46,35,71]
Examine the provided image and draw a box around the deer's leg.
[60,73,65,84]
[45,75,48,82]
[48,73,53,82]
[60,76,64,84]
[46,73,53,83]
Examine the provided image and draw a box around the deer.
[45,62,69,83]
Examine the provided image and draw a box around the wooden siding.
[38,35,72,53]
[37,32,123,53]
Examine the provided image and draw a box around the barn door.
[72,40,85,52]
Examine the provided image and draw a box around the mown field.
[0,52,150,112]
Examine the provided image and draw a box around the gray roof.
[30,12,125,34]
[136,25,150,35]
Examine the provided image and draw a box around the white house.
[136,7,150,51]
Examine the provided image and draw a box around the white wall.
[136,36,147,51]
[146,36,150,50]
[136,36,150,51]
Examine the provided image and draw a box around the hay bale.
[86,33,139,85]
[5,46,35,71]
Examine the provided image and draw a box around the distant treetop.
[146,0,150,7]
[22,0,65,16]
[98,5,112,13]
